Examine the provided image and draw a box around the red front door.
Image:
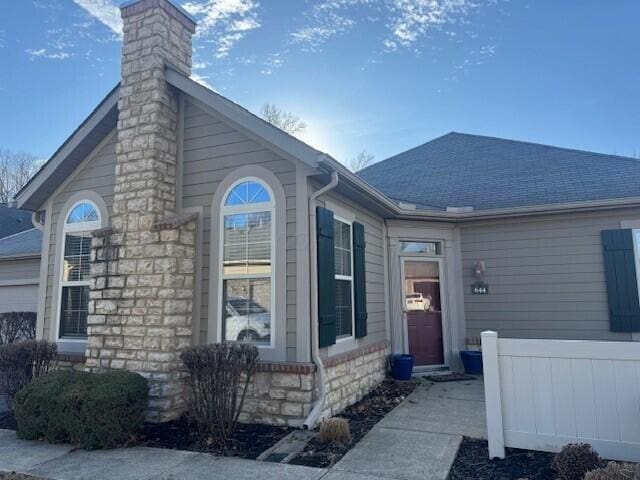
[404,260,444,366]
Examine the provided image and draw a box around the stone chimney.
[87,0,198,421]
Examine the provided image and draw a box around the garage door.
[0,284,38,313]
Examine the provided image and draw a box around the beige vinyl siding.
[317,189,388,352]
[461,208,640,341]
[0,257,40,313]
[0,257,40,282]
[181,99,298,360]
[43,132,117,340]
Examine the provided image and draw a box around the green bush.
[15,370,148,449]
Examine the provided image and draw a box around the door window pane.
[60,285,89,338]
[400,241,441,255]
[223,278,271,346]
[404,261,441,312]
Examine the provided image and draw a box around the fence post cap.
[481,330,498,338]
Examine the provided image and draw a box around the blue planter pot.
[390,354,415,380]
[460,350,483,374]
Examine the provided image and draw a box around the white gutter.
[304,170,339,429]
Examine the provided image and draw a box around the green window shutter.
[353,222,368,338]
[317,206,336,347]
[601,229,640,332]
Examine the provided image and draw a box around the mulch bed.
[0,412,16,430]
[0,474,44,480]
[137,416,292,460]
[1,408,291,460]
[448,437,556,480]
[289,379,417,468]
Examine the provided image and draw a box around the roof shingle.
[0,205,35,239]
[0,228,42,258]
[358,132,640,211]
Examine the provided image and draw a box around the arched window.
[58,201,101,340]
[220,179,274,346]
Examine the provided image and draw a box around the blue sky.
[0,0,639,165]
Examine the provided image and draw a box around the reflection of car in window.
[405,293,431,311]
[224,296,271,345]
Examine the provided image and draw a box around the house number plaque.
[471,282,489,295]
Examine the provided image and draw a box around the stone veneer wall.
[55,354,86,372]
[54,341,389,427]
[238,342,389,426]
[239,363,317,428]
[87,0,198,422]
[87,217,197,421]
[321,341,389,419]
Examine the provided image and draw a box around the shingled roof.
[357,132,640,211]
[0,228,42,259]
[0,205,34,239]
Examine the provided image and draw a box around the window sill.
[327,337,358,357]
[57,339,87,355]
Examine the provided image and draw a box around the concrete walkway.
[0,378,485,480]
[327,377,487,480]
[0,429,326,480]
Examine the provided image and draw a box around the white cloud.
[260,52,284,75]
[26,48,73,60]
[289,0,488,54]
[290,0,369,51]
[291,15,355,52]
[72,0,123,37]
[182,0,261,58]
[385,0,475,51]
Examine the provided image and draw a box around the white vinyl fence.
[482,330,640,462]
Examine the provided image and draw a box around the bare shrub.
[552,443,604,480]
[0,340,57,410]
[180,343,259,441]
[584,461,640,480]
[0,312,36,345]
[319,417,352,444]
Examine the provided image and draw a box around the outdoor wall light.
[473,260,486,278]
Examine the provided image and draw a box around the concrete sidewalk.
[0,429,326,480]
[328,377,486,480]
[0,378,485,480]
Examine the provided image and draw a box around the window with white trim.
[220,179,274,346]
[334,217,354,339]
[58,201,101,339]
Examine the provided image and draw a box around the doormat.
[423,373,476,382]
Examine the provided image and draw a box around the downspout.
[303,170,339,429]
[31,210,44,232]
